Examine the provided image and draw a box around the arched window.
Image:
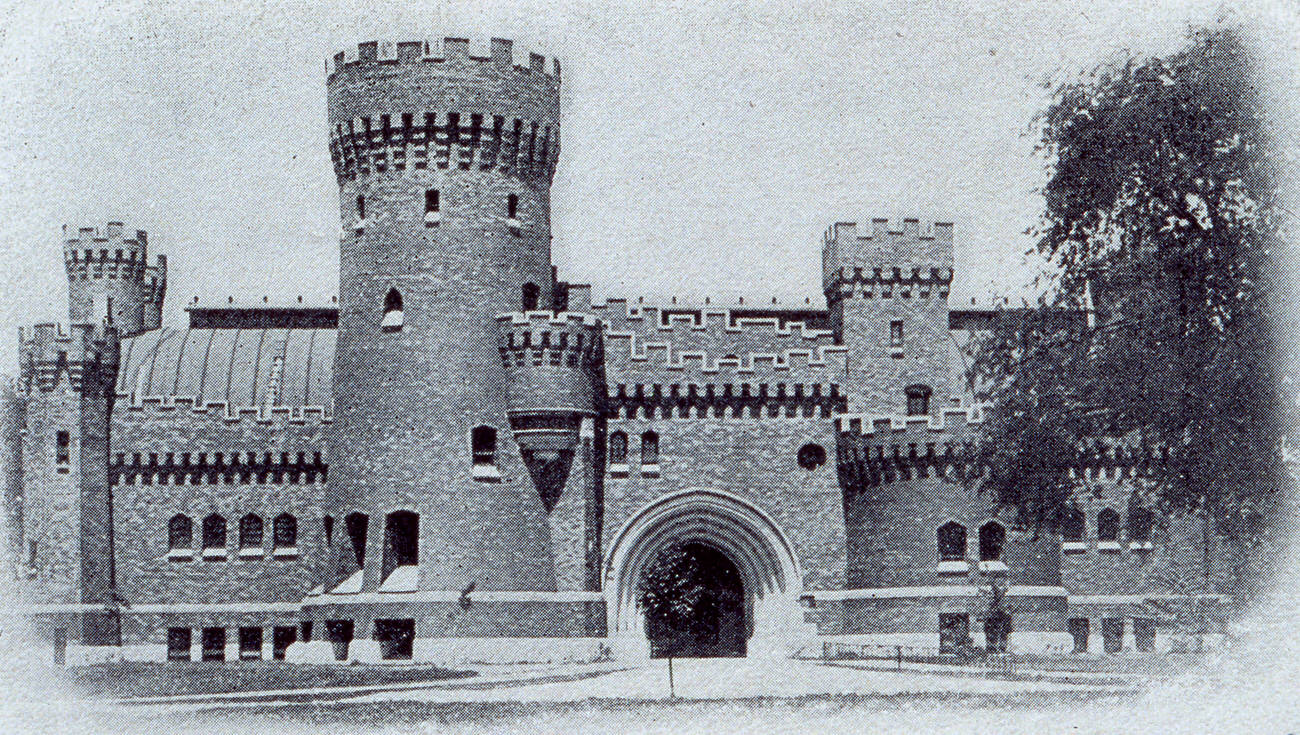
[1097,508,1121,542]
[169,514,192,550]
[608,431,628,466]
[202,514,227,550]
[905,384,932,416]
[640,431,659,465]
[937,521,966,562]
[1128,505,1154,543]
[979,521,1005,562]
[1061,506,1086,543]
[345,512,369,568]
[471,426,497,467]
[521,282,540,311]
[274,513,298,549]
[239,514,263,549]
[382,288,404,331]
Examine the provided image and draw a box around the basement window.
[382,288,404,331]
[380,511,419,589]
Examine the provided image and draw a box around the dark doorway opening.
[638,542,747,658]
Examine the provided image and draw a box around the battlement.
[328,38,560,80]
[63,223,163,278]
[836,409,1176,490]
[17,322,119,392]
[822,218,955,298]
[496,311,603,367]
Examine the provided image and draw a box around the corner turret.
[821,218,955,415]
[63,222,167,337]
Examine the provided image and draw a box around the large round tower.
[323,38,563,599]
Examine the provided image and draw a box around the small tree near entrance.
[637,542,746,658]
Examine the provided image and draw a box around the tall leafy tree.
[969,25,1293,601]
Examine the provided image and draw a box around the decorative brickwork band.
[110,451,327,486]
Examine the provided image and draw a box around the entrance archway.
[605,489,806,658]
[640,542,747,657]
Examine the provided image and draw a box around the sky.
[0,0,1292,370]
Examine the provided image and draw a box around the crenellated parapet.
[836,409,1176,491]
[110,449,327,486]
[497,311,602,451]
[592,300,837,356]
[327,38,560,187]
[17,323,119,394]
[821,218,954,303]
[607,381,847,420]
[62,223,167,336]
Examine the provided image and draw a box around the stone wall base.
[285,637,613,666]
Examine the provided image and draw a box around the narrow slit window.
[382,288,404,331]
[471,426,497,467]
[345,512,369,569]
[507,193,518,219]
[640,431,659,465]
[890,319,904,348]
[355,195,365,222]
[56,430,70,466]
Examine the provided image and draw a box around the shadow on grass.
[66,660,474,699]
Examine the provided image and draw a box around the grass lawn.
[65,660,474,699]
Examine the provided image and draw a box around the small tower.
[822,218,954,415]
[63,222,167,336]
[16,321,121,647]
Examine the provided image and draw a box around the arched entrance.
[639,542,747,657]
[605,489,807,659]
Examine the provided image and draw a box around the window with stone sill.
[1061,506,1086,544]
[608,431,628,469]
[202,514,226,551]
[274,513,298,550]
[382,288,403,331]
[979,521,1005,562]
[640,431,659,466]
[239,514,263,550]
[1097,507,1121,543]
[169,514,193,551]
[938,521,966,562]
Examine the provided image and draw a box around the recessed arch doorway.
[605,489,806,659]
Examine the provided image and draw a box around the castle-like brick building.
[2,38,1229,665]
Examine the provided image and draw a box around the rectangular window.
[1102,618,1123,654]
[201,627,226,661]
[938,613,970,653]
[168,628,192,661]
[425,189,440,213]
[26,539,37,570]
[1133,618,1156,653]
[1068,618,1089,654]
[239,627,263,660]
[56,430,70,466]
[507,193,519,219]
[890,320,904,347]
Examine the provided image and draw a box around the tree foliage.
[969,25,1292,597]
